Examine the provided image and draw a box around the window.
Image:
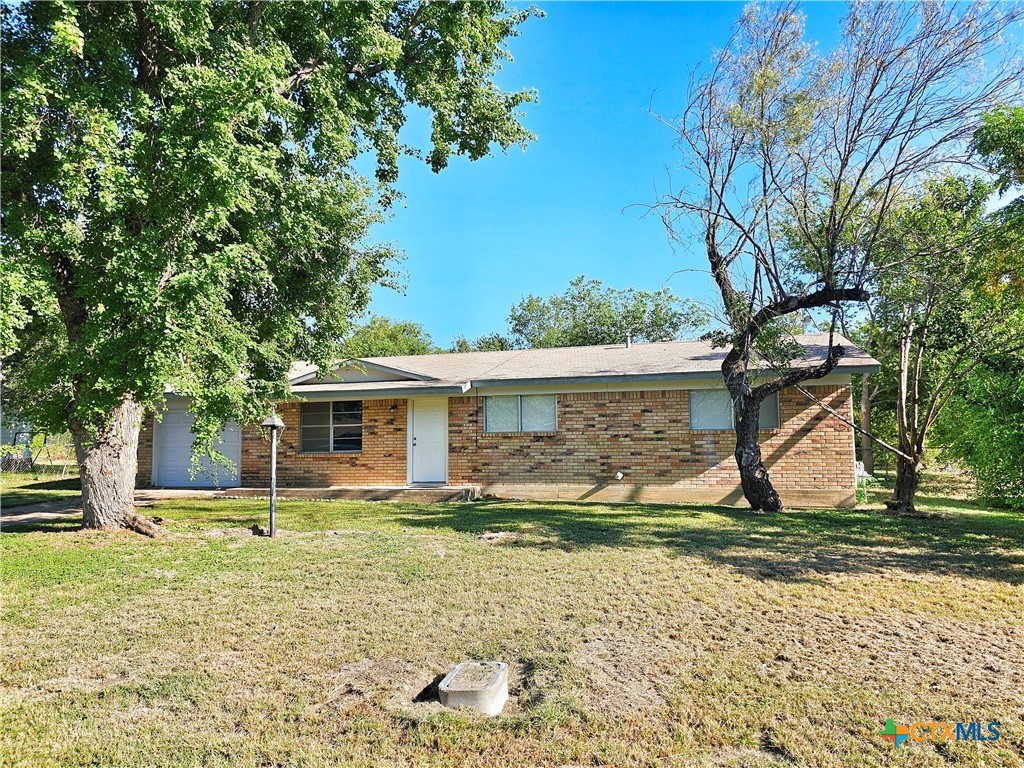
[299,401,362,453]
[757,394,780,429]
[484,396,519,432]
[521,395,557,432]
[689,390,779,430]
[689,390,733,430]
[484,395,557,433]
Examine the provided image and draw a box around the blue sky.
[366,1,850,346]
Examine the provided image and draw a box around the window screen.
[332,401,362,452]
[758,392,780,429]
[689,389,734,430]
[484,396,520,432]
[521,395,557,432]
[300,401,362,452]
[299,402,331,452]
[689,390,780,430]
[484,395,557,433]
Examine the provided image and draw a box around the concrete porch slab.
[223,485,481,502]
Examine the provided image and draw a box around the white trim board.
[465,373,855,397]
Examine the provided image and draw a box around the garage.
[153,402,241,488]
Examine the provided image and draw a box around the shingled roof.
[288,333,879,398]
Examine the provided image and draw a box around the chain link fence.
[1,430,77,477]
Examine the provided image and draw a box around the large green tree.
[449,332,517,353]
[508,275,707,348]
[972,105,1024,277]
[344,315,437,358]
[974,106,1024,196]
[930,106,1024,508]
[658,1,1023,511]
[869,175,1023,514]
[937,353,1024,509]
[448,276,706,351]
[1,1,538,532]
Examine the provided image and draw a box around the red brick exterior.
[240,399,407,487]
[137,413,155,487]
[136,384,856,507]
[448,384,855,506]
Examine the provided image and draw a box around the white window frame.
[299,400,363,454]
[688,389,780,431]
[484,395,558,434]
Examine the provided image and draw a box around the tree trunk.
[886,452,923,515]
[734,401,784,512]
[859,373,874,476]
[69,396,161,536]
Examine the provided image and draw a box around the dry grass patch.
[1,477,1022,767]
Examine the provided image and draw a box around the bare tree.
[656,0,1024,511]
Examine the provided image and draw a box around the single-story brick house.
[136,333,879,507]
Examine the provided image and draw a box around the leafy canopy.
[937,354,1024,509]
[1,1,538,449]
[507,276,708,349]
[973,106,1024,195]
[449,332,518,353]
[928,106,1024,507]
[343,315,437,358]
[449,276,707,352]
[870,174,1024,456]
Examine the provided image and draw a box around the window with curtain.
[689,390,779,430]
[299,401,363,453]
[484,395,557,433]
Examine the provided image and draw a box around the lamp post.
[261,413,285,537]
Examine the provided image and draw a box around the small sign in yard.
[438,661,509,716]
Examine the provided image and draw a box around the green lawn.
[1,477,1022,767]
[0,472,81,508]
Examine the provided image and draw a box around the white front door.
[155,404,241,488]
[410,398,447,484]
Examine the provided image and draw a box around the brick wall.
[136,385,857,507]
[239,399,407,487]
[137,412,155,487]
[448,384,855,507]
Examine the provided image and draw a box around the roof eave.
[831,363,880,375]
[470,364,877,389]
[287,382,469,401]
[288,359,436,385]
[351,359,435,382]
[469,371,719,389]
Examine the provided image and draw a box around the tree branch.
[792,384,915,461]
[132,1,161,98]
[751,341,846,400]
[749,286,870,335]
[245,1,267,39]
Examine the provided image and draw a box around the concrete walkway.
[1,489,222,530]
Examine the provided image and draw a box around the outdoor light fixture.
[261,412,286,537]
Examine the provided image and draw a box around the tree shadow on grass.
[1,517,83,534]
[15,492,1022,586]
[5,477,82,491]
[1,476,82,508]
[391,499,1024,585]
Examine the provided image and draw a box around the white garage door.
[154,406,241,488]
